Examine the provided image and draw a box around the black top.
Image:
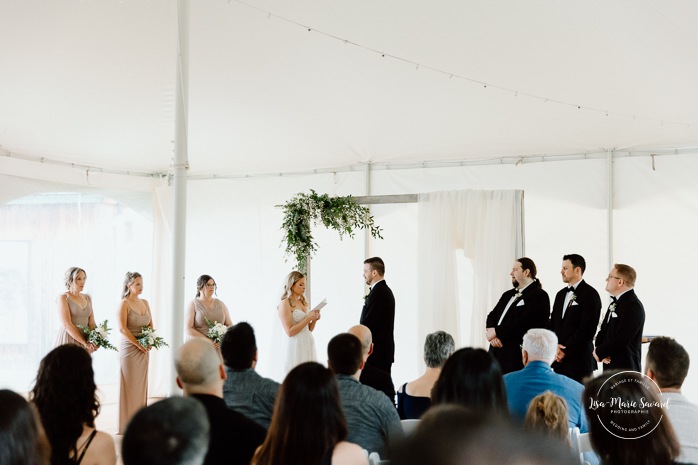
[71,429,97,465]
[190,394,267,465]
[396,383,431,420]
[360,363,396,406]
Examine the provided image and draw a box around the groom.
[360,257,395,375]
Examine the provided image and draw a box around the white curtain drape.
[417,189,524,350]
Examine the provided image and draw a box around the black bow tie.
[567,287,574,293]
[611,296,617,303]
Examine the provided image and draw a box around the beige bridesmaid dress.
[54,294,93,347]
[118,304,151,434]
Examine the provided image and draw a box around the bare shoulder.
[84,431,116,465]
[332,441,369,465]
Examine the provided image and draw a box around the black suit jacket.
[360,280,395,374]
[190,394,267,465]
[486,283,550,374]
[549,280,602,382]
[594,289,645,372]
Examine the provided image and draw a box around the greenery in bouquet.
[204,317,228,344]
[278,189,383,273]
[77,320,118,351]
[136,326,169,350]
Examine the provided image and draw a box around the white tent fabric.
[417,189,523,350]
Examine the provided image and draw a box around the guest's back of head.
[253,362,348,465]
[0,389,50,465]
[391,404,575,465]
[431,348,508,416]
[175,338,222,392]
[30,344,100,465]
[584,371,680,465]
[327,333,364,376]
[646,336,690,389]
[122,397,210,465]
[524,391,570,445]
[221,322,257,370]
[424,331,455,368]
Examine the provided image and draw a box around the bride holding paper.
[278,271,327,373]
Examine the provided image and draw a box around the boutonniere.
[364,293,370,301]
[609,302,616,312]
[569,293,577,303]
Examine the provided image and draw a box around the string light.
[228,0,698,130]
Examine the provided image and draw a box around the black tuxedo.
[360,280,395,374]
[549,279,602,382]
[486,282,550,374]
[594,289,645,372]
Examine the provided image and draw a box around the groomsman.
[486,257,550,374]
[360,257,395,375]
[594,264,645,372]
[549,254,602,383]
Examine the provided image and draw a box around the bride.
[278,271,320,373]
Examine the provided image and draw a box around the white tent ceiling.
[1,0,698,178]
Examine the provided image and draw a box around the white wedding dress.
[285,308,317,373]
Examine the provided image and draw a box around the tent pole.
[606,150,614,271]
[364,162,371,260]
[170,0,190,396]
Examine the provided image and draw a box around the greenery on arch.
[278,190,383,273]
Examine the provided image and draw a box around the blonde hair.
[280,271,307,307]
[121,271,142,299]
[524,392,570,446]
[64,267,86,291]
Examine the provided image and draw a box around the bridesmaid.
[186,274,232,347]
[117,271,152,434]
[55,266,98,352]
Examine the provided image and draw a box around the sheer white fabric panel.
[416,190,522,350]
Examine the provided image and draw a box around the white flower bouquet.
[136,326,169,350]
[77,320,118,351]
[204,317,228,344]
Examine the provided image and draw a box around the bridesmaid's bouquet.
[204,317,228,344]
[136,326,169,350]
[77,320,118,351]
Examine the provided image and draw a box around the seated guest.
[391,404,576,465]
[431,347,508,417]
[122,397,210,465]
[503,328,587,432]
[584,371,683,465]
[221,322,280,429]
[327,333,403,457]
[175,338,266,465]
[348,324,396,404]
[646,337,698,464]
[524,391,571,446]
[251,362,368,465]
[0,389,50,465]
[397,330,454,419]
[30,345,116,465]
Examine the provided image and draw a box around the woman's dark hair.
[0,389,51,465]
[253,362,347,465]
[196,275,216,298]
[584,371,679,465]
[431,348,508,416]
[30,345,100,465]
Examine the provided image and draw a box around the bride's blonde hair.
[280,271,307,306]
